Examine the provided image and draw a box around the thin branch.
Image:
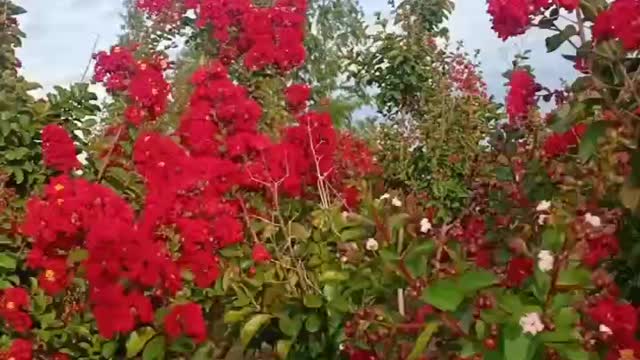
[81,34,100,82]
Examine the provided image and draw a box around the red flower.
[583,234,619,267]
[543,123,587,158]
[0,288,30,311]
[593,0,640,51]
[51,353,71,360]
[164,303,207,343]
[349,349,378,360]
[506,70,537,125]
[41,124,79,173]
[1,311,32,333]
[285,84,311,113]
[38,258,71,295]
[487,0,532,40]
[414,305,435,324]
[505,256,534,287]
[252,243,272,264]
[6,339,32,360]
[588,297,638,342]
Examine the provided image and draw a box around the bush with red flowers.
[2,0,640,359]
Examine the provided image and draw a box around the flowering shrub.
[1,0,640,359]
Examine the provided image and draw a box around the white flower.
[519,312,545,335]
[536,200,551,212]
[391,197,402,207]
[599,324,613,335]
[420,218,432,234]
[537,214,549,225]
[537,250,554,272]
[365,238,379,251]
[380,193,391,200]
[340,256,348,263]
[585,213,602,228]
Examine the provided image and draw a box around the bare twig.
[96,124,124,183]
[81,34,100,82]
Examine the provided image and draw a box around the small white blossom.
[420,218,432,234]
[537,250,554,272]
[380,193,391,200]
[519,312,545,335]
[73,169,84,176]
[340,256,348,263]
[391,197,402,207]
[599,324,613,335]
[365,238,379,251]
[585,213,602,228]
[536,200,552,212]
[537,214,549,225]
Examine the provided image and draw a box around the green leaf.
[276,340,293,359]
[407,322,439,360]
[126,327,156,358]
[503,323,535,360]
[305,314,322,332]
[191,343,215,360]
[533,270,551,302]
[303,294,323,308]
[101,341,118,358]
[318,270,349,282]
[555,307,578,328]
[421,279,464,311]
[541,227,564,252]
[475,320,487,339]
[169,337,195,353]
[241,314,272,348]
[340,227,369,241]
[495,166,514,181]
[545,25,577,52]
[557,267,591,287]
[458,270,498,294]
[578,121,608,161]
[278,314,303,337]
[142,336,166,360]
[289,222,310,240]
[0,253,17,270]
[224,308,254,324]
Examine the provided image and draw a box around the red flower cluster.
[93,45,137,92]
[164,303,207,344]
[138,0,307,72]
[505,256,534,287]
[593,0,640,51]
[93,46,170,125]
[487,0,580,40]
[506,70,537,125]
[588,297,640,358]
[252,243,272,264]
[583,234,620,268]
[449,54,488,98]
[543,123,587,158]
[22,175,180,338]
[285,83,311,113]
[0,339,32,360]
[41,124,79,173]
[136,0,172,15]
[0,288,31,334]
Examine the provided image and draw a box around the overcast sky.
[14,0,577,101]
